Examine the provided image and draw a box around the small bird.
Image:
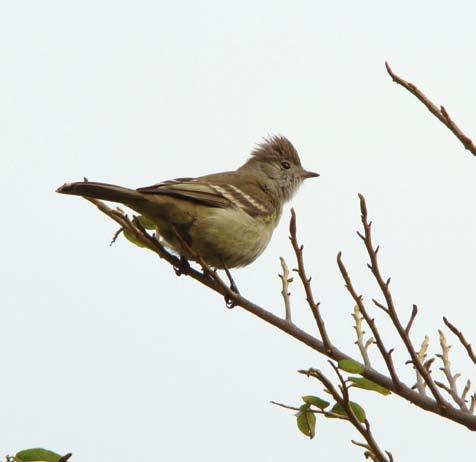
[14,448,72,462]
[57,136,318,269]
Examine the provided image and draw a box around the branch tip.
[385,62,476,155]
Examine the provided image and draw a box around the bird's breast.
[188,206,279,268]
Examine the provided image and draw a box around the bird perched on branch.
[57,136,318,269]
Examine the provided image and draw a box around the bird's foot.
[174,256,190,276]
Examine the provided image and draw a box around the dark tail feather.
[56,181,146,207]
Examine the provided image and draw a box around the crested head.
[239,135,319,203]
[249,135,303,166]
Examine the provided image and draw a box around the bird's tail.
[56,181,147,209]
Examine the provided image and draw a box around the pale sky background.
[1,1,476,460]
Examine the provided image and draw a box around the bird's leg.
[223,264,240,294]
[169,225,193,276]
[174,255,190,276]
[221,259,240,309]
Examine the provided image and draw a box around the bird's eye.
[281,161,291,169]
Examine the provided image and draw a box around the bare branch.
[415,337,430,396]
[462,380,472,403]
[443,316,476,364]
[337,252,401,388]
[372,299,389,314]
[278,257,293,323]
[289,209,332,352]
[405,305,419,335]
[385,61,476,155]
[357,193,447,409]
[109,226,123,246]
[351,439,371,450]
[435,380,453,396]
[353,305,372,367]
[437,330,469,411]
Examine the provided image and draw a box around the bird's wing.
[137,177,232,209]
[137,173,272,217]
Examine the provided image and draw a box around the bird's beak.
[301,170,320,179]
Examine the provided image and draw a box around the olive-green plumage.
[57,136,318,268]
[14,448,72,462]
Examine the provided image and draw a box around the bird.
[14,448,72,462]
[57,135,318,270]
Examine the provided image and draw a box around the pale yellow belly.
[155,205,280,268]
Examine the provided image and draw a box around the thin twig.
[436,330,469,411]
[290,209,332,352]
[462,380,472,404]
[372,298,389,314]
[270,401,347,420]
[350,441,394,462]
[109,227,123,246]
[337,252,401,388]
[405,305,418,335]
[353,305,372,367]
[385,61,476,155]
[357,193,447,409]
[279,257,293,323]
[300,365,392,462]
[415,336,430,396]
[443,317,476,364]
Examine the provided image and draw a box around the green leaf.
[328,401,366,423]
[15,448,71,462]
[348,377,392,396]
[296,404,316,439]
[302,395,330,410]
[123,229,147,248]
[338,359,365,374]
[136,215,156,230]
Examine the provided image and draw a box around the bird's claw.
[225,295,237,309]
[174,256,190,276]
